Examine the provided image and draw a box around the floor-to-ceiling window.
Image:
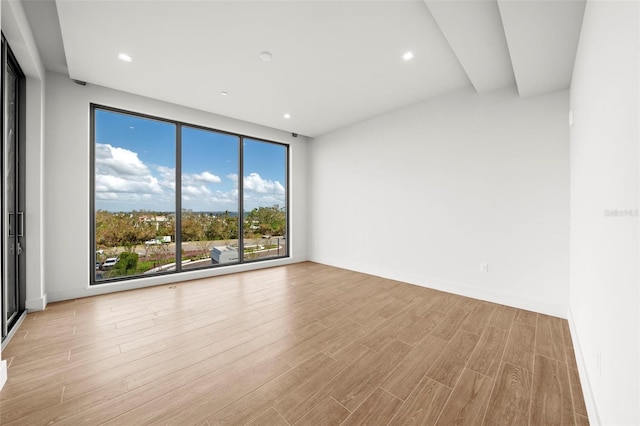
[91,105,288,284]
[181,126,240,269]
[92,108,176,281]
[1,35,26,340]
[242,138,288,261]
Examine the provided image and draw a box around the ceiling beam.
[425,0,515,94]
[498,0,586,98]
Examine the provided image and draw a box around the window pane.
[94,109,176,281]
[181,127,240,268]
[242,139,287,261]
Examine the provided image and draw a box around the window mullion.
[238,136,244,263]
[175,124,182,273]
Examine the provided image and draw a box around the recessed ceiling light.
[283,113,291,119]
[403,51,414,61]
[259,51,273,62]
[221,91,229,96]
[118,53,133,63]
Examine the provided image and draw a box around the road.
[98,237,287,263]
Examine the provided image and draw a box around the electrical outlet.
[480,263,488,273]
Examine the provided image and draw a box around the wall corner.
[25,292,47,312]
[568,307,601,426]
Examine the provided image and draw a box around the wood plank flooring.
[0,262,589,425]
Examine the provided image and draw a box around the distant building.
[138,215,169,231]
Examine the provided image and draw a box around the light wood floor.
[0,262,588,425]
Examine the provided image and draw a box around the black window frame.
[90,103,290,285]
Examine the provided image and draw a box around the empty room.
[0,0,637,425]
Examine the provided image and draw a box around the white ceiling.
[24,0,585,137]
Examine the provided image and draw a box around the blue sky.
[94,109,286,212]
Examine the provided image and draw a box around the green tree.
[181,211,199,242]
[96,211,139,248]
[212,211,237,243]
[114,252,139,276]
[156,215,175,239]
[181,211,216,257]
[246,205,286,237]
[134,219,156,244]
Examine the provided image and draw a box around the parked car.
[102,257,118,269]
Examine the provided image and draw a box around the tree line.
[95,205,286,250]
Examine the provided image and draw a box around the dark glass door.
[2,36,25,339]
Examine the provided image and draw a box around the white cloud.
[95,174,163,194]
[182,185,212,197]
[95,192,119,200]
[96,192,156,203]
[95,144,164,195]
[227,173,239,185]
[191,171,221,184]
[95,143,149,177]
[179,171,222,196]
[225,172,285,209]
[155,165,175,182]
[243,173,285,195]
[209,188,238,204]
[153,166,176,191]
[182,176,238,210]
[180,171,227,207]
[95,144,176,211]
[95,145,284,212]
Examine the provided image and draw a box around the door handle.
[16,242,22,255]
[7,212,23,237]
[17,212,23,237]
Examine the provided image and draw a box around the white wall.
[24,77,46,311]
[309,87,570,317]
[569,1,639,425]
[1,0,47,390]
[44,71,308,302]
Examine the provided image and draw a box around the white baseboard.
[47,256,308,303]
[568,308,601,426]
[25,294,47,312]
[309,257,568,318]
[414,275,567,318]
[0,360,6,391]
